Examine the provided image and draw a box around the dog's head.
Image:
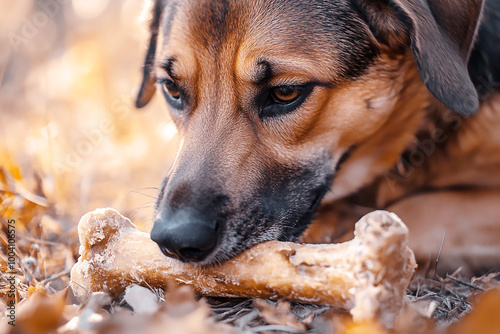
[136,0,483,264]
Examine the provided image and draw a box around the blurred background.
[0,0,180,231]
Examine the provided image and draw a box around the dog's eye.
[158,79,183,110]
[259,84,314,119]
[272,86,302,103]
[161,80,180,99]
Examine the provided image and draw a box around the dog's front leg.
[387,189,500,275]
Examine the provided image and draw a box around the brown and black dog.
[136,0,500,274]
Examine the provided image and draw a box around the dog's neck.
[323,51,473,207]
[323,53,430,203]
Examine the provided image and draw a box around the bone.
[70,208,416,326]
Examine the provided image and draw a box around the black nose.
[150,209,219,262]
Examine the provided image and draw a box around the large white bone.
[70,209,416,327]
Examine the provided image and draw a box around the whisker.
[127,190,157,199]
[131,212,155,223]
[129,203,155,214]
[133,186,160,191]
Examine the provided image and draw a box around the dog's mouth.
[309,186,330,215]
[197,178,333,266]
[155,193,327,266]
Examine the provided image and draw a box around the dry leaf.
[13,287,66,334]
[447,289,500,334]
[254,299,307,331]
[341,319,388,334]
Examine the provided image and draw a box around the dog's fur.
[137,0,500,273]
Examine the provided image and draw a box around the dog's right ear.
[135,0,164,109]
[352,0,484,116]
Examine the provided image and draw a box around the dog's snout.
[151,209,219,262]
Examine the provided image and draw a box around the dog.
[135,0,500,274]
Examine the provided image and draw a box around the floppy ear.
[135,0,164,109]
[353,0,484,116]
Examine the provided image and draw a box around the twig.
[434,229,446,277]
[251,325,303,333]
[445,274,484,291]
[41,268,71,285]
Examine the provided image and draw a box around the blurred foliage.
[0,0,180,229]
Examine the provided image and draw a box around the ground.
[0,1,499,333]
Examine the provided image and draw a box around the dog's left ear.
[353,0,484,116]
[135,0,164,109]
